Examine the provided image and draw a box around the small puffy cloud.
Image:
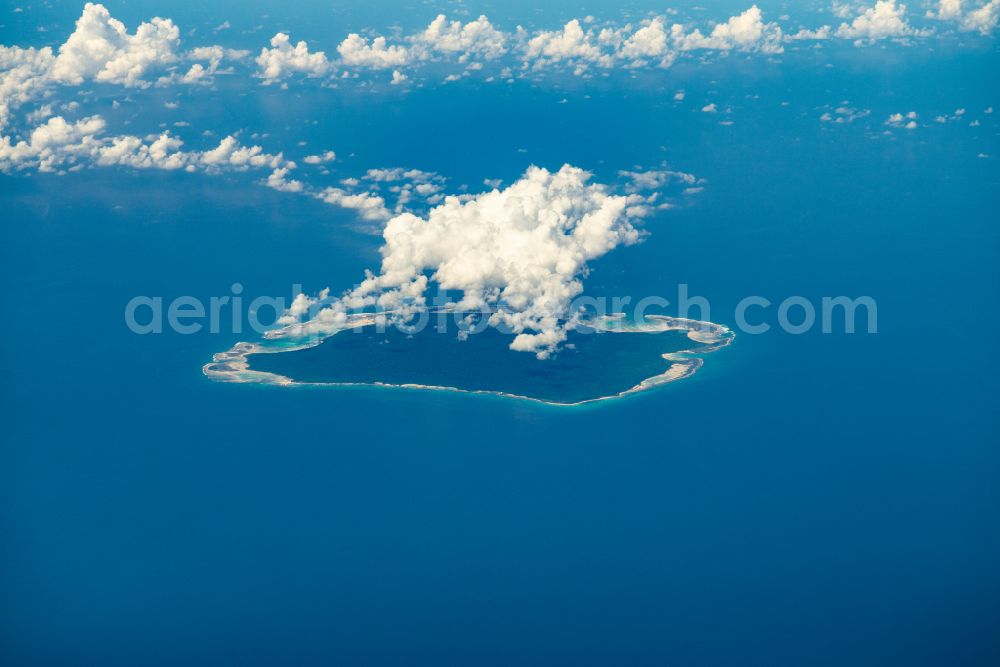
[199,134,285,170]
[0,114,108,171]
[672,5,785,54]
[333,14,506,72]
[618,18,675,67]
[701,103,718,112]
[24,103,54,125]
[256,32,332,82]
[786,26,833,40]
[390,69,407,85]
[96,133,189,170]
[820,103,871,123]
[266,166,303,192]
[523,19,610,72]
[337,33,410,69]
[927,0,965,20]
[303,150,336,164]
[339,168,447,216]
[618,168,697,192]
[50,3,180,87]
[518,18,716,74]
[0,113,288,174]
[925,0,999,32]
[174,45,246,85]
[0,45,55,129]
[885,110,918,128]
[317,187,392,221]
[961,0,1000,33]
[363,167,441,183]
[835,0,915,43]
[832,2,856,19]
[276,290,332,326]
[179,63,209,84]
[414,182,440,196]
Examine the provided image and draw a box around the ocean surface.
[2,1,999,664]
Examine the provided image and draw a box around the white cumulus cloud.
[0,4,245,130]
[337,33,410,69]
[0,45,55,129]
[303,150,336,164]
[523,20,612,72]
[672,5,785,54]
[885,110,918,128]
[961,0,1000,33]
[266,166,303,192]
[50,2,180,87]
[412,15,507,61]
[836,0,916,43]
[287,165,658,358]
[927,0,965,20]
[317,187,392,221]
[256,32,332,83]
[0,114,290,174]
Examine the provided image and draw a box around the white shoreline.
[202,313,735,407]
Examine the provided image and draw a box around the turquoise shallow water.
[1,2,999,665]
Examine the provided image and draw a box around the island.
[204,312,734,406]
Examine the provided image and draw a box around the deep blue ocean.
[2,1,999,664]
